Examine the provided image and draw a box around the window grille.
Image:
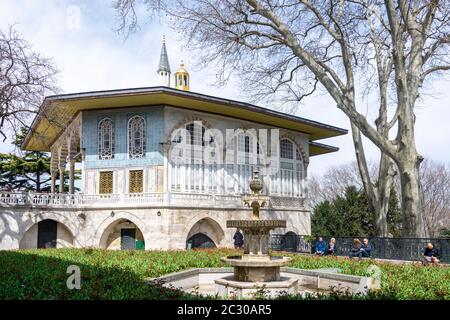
[99,171,113,194]
[98,118,114,160]
[186,123,205,145]
[128,116,146,159]
[280,139,293,159]
[129,170,143,193]
[276,139,305,197]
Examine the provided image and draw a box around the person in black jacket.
[361,238,372,258]
[349,238,363,259]
[423,242,440,265]
[233,229,244,249]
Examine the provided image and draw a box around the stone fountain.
[150,168,381,298]
[214,168,298,297]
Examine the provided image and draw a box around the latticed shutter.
[99,171,113,194]
[129,170,143,193]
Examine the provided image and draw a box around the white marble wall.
[19,223,73,249]
[0,206,310,250]
[0,105,312,251]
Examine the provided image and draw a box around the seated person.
[315,237,327,256]
[327,237,337,255]
[423,242,440,265]
[361,238,372,258]
[349,238,363,259]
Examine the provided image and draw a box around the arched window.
[186,122,205,146]
[224,130,260,194]
[128,115,146,159]
[273,139,305,197]
[170,121,218,193]
[98,118,114,160]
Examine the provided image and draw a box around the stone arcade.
[0,39,347,250]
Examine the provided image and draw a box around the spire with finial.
[157,35,171,87]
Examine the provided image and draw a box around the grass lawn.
[0,248,448,300]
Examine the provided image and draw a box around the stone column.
[59,166,65,193]
[162,143,170,205]
[51,170,57,193]
[68,160,76,194]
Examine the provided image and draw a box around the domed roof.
[175,62,189,75]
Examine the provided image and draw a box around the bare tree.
[419,159,450,237]
[0,25,58,141]
[309,161,377,206]
[113,0,450,236]
[312,159,450,237]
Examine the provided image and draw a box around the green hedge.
[0,248,448,300]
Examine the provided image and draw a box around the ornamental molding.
[165,116,216,146]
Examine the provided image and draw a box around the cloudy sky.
[1,0,449,176]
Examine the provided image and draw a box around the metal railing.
[270,234,450,263]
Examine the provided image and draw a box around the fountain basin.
[215,275,298,298]
[148,267,380,299]
[227,220,286,256]
[222,255,291,266]
[221,255,291,282]
[226,220,286,228]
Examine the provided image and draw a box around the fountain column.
[215,168,298,297]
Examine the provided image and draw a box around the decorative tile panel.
[81,106,164,169]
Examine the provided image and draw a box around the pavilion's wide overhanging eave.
[308,141,339,156]
[22,86,347,154]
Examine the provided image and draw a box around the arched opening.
[186,233,216,249]
[99,218,145,250]
[19,219,74,249]
[185,217,224,249]
[281,231,298,252]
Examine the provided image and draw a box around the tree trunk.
[374,154,396,237]
[351,123,391,237]
[397,160,426,237]
[371,198,389,237]
[36,171,41,192]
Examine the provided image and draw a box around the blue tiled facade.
[82,106,164,169]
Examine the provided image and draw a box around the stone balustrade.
[0,191,305,209]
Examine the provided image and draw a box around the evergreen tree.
[0,128,52,191]
[312,185,401,237]
[0,128,80,192]
[387,189,403,237]
[440,228,450,238]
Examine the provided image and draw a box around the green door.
[135,240,145,250]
